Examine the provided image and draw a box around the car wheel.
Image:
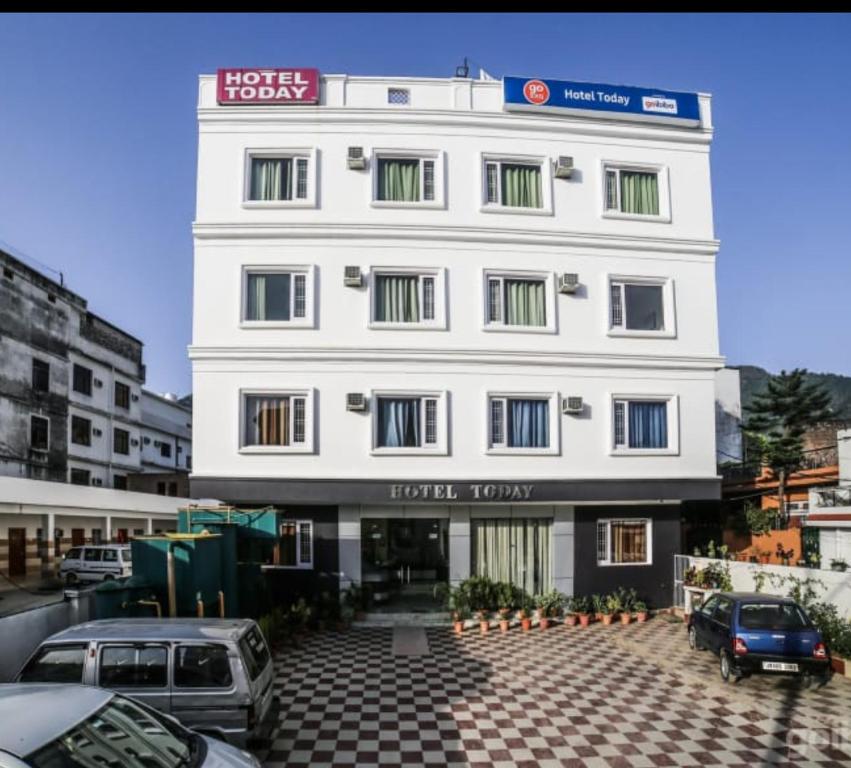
[720,651,732,682]
[65,573,78,586]
[688,626,704,651]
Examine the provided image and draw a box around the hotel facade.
[190,70,722,610]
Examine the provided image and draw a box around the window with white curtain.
[242,267,315,327]
[472,518,553,596]
[241,391,313,453]
[596,519,652,565]
[369,268,445,328]
[244,149,316,207]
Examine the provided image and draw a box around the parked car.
[59,544,132,585]
[688,591,831,685]
[0,683,260,768]
[14,618,275,747]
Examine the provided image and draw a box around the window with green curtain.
[250,157,293,201]
[374,274,420,322]
[246,273,291,321]
[377,158,420,202]
[619,170,659,215]
[500,163,542,208]
[472,518,552,596]
[504,279,546,326]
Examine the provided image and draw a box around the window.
[30,415,49,451]
[115,381,130,409]
[239,625,272,680]
[157,481,166,495]
[488,395,556,453]
[70,468,90,486]
[102,548,118,561]
[596,519,652,565]
[174,644,233,688]
[32,359,49,392]
[609,277,674,335]
[113,427,130,455]
[370,268,445,328]
[698,594,720,617]
[72,363,92,396]
[602,163,670,220]
[244,150,315,207]
[241,391,313,452]
[242,267,314,326]
[18,644,87,683]
[84,548,102,562]
[168,482,177,496]
[373,153,440,205]
[99,645,167,688]
[472,518,552,596]
[91,529,103,545]
[739,603,810,630]
[482,156,551,213]
[612,398,677,453]
[387,88,410,105]
[277,520,313,569]
[71,415,91,446]
[113,475,127,490]
[714,597,734,627]
[372,392,446,453]
[484,271,554,332]
[160,442,172,458]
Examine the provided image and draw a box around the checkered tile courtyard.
[259,618,851,767]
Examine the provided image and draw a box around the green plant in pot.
[564,594,579,626]
[343,582,367,621]
[535,589,563,630]
[831,558,849,572]
[615,587,637,625]
[572,595,590,627]
[445,587,470,633]
[634,599,649,622]
[495,581,516,632]
[591,593,605,621]
[517,593,534,631]
[601,594,619,626]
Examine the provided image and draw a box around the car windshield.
[122,549,132,562]
[739,602,810,630]
[25,694,201,768]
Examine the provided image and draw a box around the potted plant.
[535,589,562,630]
[601,594,618,626]
[831,558,849,572]
[517,594,534,631]
[343,582,367,622]
[591,593,604,622]
[476,608,490,634]
[495,582,515,632]
[443,585,470,633]
[572,595,591,627]
[615,587,636,625]
[634,600,648,623]
[564,595,579,626]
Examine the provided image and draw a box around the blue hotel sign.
[503,76,701,127]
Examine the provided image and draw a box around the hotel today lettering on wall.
[390,483,535,502]
[216,68,319,104]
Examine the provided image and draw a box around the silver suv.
[58,545,132,585]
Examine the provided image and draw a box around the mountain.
[736,365,851,420]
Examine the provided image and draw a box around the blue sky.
[1,13,850,394]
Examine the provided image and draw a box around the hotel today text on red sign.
[216,68,319,105]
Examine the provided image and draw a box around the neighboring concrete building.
[808,427,851,567]
[0,476,187,578]
[715,367,743,467]
[190,69,723,610]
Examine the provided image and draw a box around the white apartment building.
[139,391,192,474]
[190,70,723,610]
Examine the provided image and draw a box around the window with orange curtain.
[596,519,651,565]
[243,395,306,447]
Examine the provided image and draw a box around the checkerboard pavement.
[258,618,851,767]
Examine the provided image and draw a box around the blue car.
[687,592,831,685]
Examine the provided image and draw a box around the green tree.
[743,368,832,525]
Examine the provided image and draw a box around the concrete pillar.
[337,505,362,590]
[449,507,471,585]
[42,512,56,577]
[553,505,575,596]
[105,515,112,543]
[146,518,153,535]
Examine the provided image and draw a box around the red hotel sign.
[216,68,319,105]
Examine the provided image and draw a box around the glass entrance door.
[361,518,449,612]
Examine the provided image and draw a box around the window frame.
[173,643,235,690]
[113,427,130,456]
[276,519,314,570]
[114,380,131,410]
[480,153,553,216]
[70,414,92,447]
[370,149,445,209]
[239,264,316,329]
[97,644,169,690]
[481,269,557,334]
[72,363,93,397]
[70,468,90,486]
[32,358,50,393]
[30,414,49,452]
[606,274,676,339]
[600,161,671,222]
[238,388,315,455]
[609,394,679,456]
[368,266,447,330]
[242,147,317,209]
[485,391,560,456]
[596,518,653,566]
[370,389,448,456]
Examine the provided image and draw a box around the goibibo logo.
[523,79,550,105]
[642,95,678,115]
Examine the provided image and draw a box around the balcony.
[813,487,851,509]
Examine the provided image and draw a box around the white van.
[59,545,132,584]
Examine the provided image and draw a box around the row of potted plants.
[438,577,649,634]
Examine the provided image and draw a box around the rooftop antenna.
[455,57,470,79]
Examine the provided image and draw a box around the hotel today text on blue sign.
[503,76,701,127]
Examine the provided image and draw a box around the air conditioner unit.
[344,266,362,287]
[346,393,367,412]
[143,437,151,445]
[554,155,574,179]
[347,146,366,170]
[93,428,102,437]
[562,396,583,414]
[93,378,103,388]
[92,478,103,487]
[558,273,579,294]
[130,438,140,447]
[131,394,139,402]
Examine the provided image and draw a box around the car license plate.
[762,661,798,672]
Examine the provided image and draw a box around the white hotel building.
[190,70,722,610]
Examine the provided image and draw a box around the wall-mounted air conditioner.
[347,146,366,170]
[93,378,103,388]
[143,436,151,445]
[554,155,574,179]
[562,396,583,415]
[346,393,367,412]
[93,428,103,437]
[344,266,362,287]
[92,478,103,486]
[130,438,140,447]
[558,273,579,294]
[131,394,139,402]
